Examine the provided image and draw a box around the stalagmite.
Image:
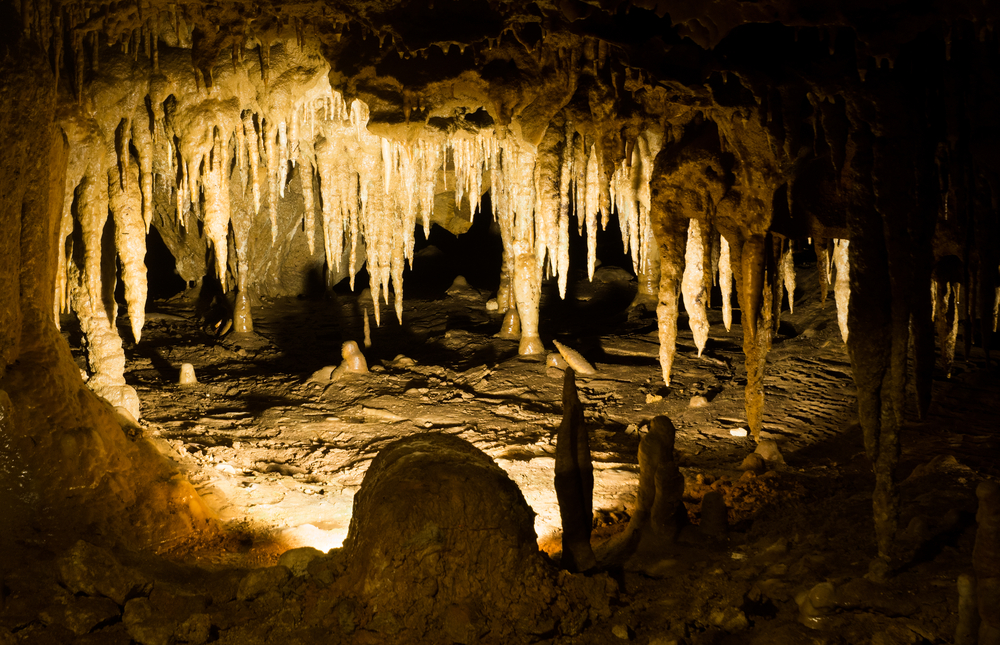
[596,415,686,564]
[554,369,596,573]
[363,308,372,348]
[833,239,850,342]
[178,363,198,386]
[681,218,710,356]
[720,235,734,331]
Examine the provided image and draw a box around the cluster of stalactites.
[610,130,662,282]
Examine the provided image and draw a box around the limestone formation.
[178,363,198,386]
[554,368,597,572]
[340,432,611,641]
[600,416,686,564]
[552,340,597,377]
[496,308,521,340]
[330,340,369,381]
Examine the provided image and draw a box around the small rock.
[709,606,748,631]
[546,353,569,369]
[612,623,633,639]
[306,365,336,383]
[175,614,211,645]
[446,275,472,295]
[278,547,324,577]
[689,395,709,408]
[729,427,748,437]
[646,393,663,404]
[798,581,838,628]
[740,453,766,473]
[648,638,679,645]
[62,596,122,635]
[178,363,198,386]
[485,299,499,311]
[754,439,785,464]
[123,598,173,645]
[700,490,729,536]
[545,366,565,379]
[237,566,291,602]
[58,541,148,605]
[390,355,416,368]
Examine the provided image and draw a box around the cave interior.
[2,0,1000,643]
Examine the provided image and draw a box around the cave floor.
[55,261,1000,643]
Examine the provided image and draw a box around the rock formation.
[339,432,612,642]
[1,0,999,602]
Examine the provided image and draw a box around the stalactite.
[131,119,153,232]
[781,239,795,314]
[814,237,830,303]
[681,218,710,356]
[734,234,772,441]
[934,272,961,378]
[833,239,850,342]
[720,235,733,332]
[301,159,316,255]
[202,129,231,281]
[585,143,600,280]
[108,164,146,343]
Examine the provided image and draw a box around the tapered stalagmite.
[597,415,686,564]
[554,368,596,573]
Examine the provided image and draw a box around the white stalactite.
[681,218,710,356]
[584,143,600,280]
[833,238,850,342]
[720,235,734,332]
[781,240,796,314]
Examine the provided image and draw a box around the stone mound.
[341,432,612,643]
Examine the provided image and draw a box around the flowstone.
[339,433,613,643]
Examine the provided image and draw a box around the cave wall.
[0,0,999,559]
